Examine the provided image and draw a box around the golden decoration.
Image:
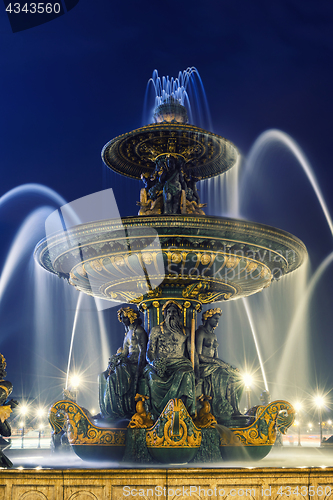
[152,301,160,308]
[146,287,162,298]
[246,262,258,273]
[219,401,295,447]
[171,252,182,264]
[92,260,103,272]
[117,307,139,325]
[199,291,232,303]
[183,282,210,298]
[225,256,241,269]
[0,354,6,369]
[201,253,211,265]
[48,401,126,446]
[142,253,153,265]
[161,300,183,314]
[146,399,201,449]
[76,265,87,277]
[194,396,217,429]
[113,256,125,267]
[202,308,222,322]
[261,267,271,278]
[183,301,191,308]
[0,406,12,424]
[128,394,154,429]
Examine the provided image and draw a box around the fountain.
[31,70,308,465]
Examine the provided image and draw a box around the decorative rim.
[101,123,239,180]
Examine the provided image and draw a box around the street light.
[314,395,325,446]
[38,424,44,449]
[69,374,81,402]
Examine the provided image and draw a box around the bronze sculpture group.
[99,302,243,425]
[137,153,206,216]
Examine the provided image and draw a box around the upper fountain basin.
[101,123,239,180]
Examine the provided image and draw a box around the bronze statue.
[137,172,163,215]
[196,309,243,422]
[148,154,187,214]
[99,307,147,421]
[144,300,196,418]
[0,354,18,467]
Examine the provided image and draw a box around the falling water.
[242,298,269,392]
[65,293,83,389]
[202,128,333,401]
[0,207,55,304]
[245,130,333,237]
[1,183,112,410]
[244,130,333,399]
[277,252,333,387]
[0,183,66,209]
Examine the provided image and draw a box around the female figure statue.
[196,309,243,422]
[99,307,147,421]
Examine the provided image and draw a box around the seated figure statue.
[144,300,196,419]
[99,307,147,421]
[195,308,243,422]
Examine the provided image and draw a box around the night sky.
[1,1,333,417]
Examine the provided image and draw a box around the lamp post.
[36,408,45,448]
[314,395,325,446]
[19,405,28,449]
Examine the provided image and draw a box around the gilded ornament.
[247,262,258,273]
[225,256,240,269]
[218,401,294,447]
[146,399,201,449]
[92,260,103,272]
[76,265,87,277]
[183,301,191,308]
[48,401,126,446]
[161,300,183,313]
[194,396,217,429]
[171,252,182,264]
[202,308,222,322]
[142,253,153,265]
[117,307,139,325]
[201,253,211,265]
[113,256,125,266]
[128,394,154,429]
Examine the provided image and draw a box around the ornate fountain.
[35,87,306,463]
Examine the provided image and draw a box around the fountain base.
[49,399,294,464]
[2,465,333,499]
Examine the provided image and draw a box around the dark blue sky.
[1,0,333,412]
